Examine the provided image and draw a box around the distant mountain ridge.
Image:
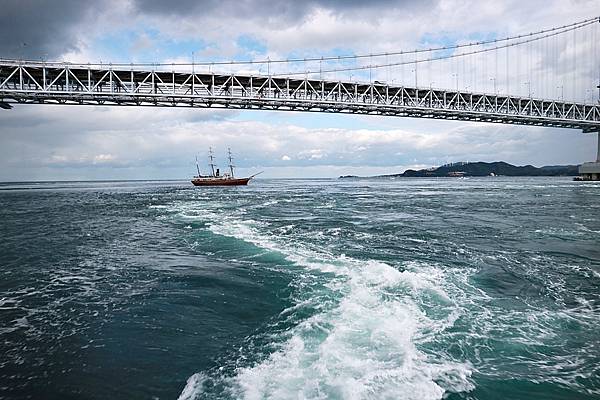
[339,161,579,179]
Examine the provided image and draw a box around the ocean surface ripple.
[0,178,598,399]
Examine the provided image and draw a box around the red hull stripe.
[191,178,251,186]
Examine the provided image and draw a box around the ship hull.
[191,177,251,186]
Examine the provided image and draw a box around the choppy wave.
[167,179,600,399]
[2,178,599,400]
[172,204,475,399]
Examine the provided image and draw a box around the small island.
[339,161,579,179]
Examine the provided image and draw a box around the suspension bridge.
[1,17,599,177]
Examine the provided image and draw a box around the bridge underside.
[1,61,599,133]
[4,92,600,133]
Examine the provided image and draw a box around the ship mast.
[195,156,201,177]
[208,147,216,177]
[228,147,235,177]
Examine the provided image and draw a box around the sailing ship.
[191,147,260,186]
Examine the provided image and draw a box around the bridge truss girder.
[1,61,599,133]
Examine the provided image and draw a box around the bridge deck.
[1,60,599,132]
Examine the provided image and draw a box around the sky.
[0,0,599,180]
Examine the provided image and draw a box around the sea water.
[0,178,598,399]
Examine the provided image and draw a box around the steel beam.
[0,60,599,132]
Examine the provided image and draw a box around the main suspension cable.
[273,19,598,77]
[1,16,598,69]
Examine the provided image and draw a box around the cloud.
[0,0,107,59]
[133,0,430,22]
[93,153,117,164]
[0,103,595,180]
[1,1,598,179]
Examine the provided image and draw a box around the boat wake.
[174,207,475,400]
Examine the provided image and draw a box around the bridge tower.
[578,82,600,180]
[577,131,600,180]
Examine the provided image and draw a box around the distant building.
[447,171,466,177]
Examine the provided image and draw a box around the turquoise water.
[0,178,598,399]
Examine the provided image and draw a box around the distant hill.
[339,161,579,179]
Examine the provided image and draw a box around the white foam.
[171,203,474,399]
[259,200,279,207]
[232,256,473,400]
[177,372,206,400]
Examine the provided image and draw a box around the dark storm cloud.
[0,0,100,59]
[134,0,433,22]
[0,0,435,60]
